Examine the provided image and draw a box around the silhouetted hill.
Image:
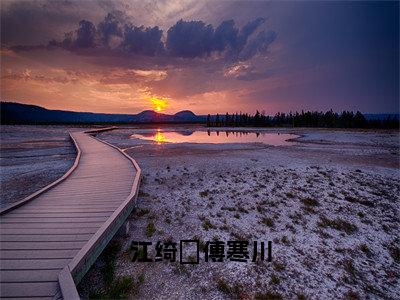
[0,102,205,124]
[173,110,198,122]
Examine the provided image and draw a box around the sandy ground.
[77,126,399,299]
[0,125,81,208]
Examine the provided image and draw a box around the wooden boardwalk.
[0,129,140,299]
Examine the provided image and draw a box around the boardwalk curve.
[0,128,141,299]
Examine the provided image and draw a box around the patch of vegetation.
[388,243,400,263]
[136,273,144,285]
[344,290,360,300]
[296,293,308,300]
[173,262,189,275]
[216,278,231,294]
[301,197,319,207]
[221,206,236,211]
[202,219,215,231]
[89,242,142,299]
[281,236,290,245]
[234,213,241,219]
[145,222,156,237]
[318,216,357,234]
[102,242,121,286]
[261,217,274,227]
[136,208,150,217]
[359,243,372,257]
[108,276,135,299]
[301,197,319,213]
[220,224,230,231]
[255,291,283,300]
[286,192,295,198]
[273,261,286,272]
[238,206,248,213]
[216,278,242,297]
[343,259,357,278]
[270,274,280,285]
[344,196,374,208]
[187,255,197,263]
[138,190,150,197]
[199,190,209,197]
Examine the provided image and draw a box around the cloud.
[165,18,273,60]
[1,68,79,85]
[122,25,164,56]
[213,20,239,52]
[166,20,215,57]
[98,12,124,47]
[238,30,277,61]
[6,11,275,63]
[76,20,98,48]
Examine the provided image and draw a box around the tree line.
[206,110,399,129]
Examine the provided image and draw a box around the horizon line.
[1,100,399,116]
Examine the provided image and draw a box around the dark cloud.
[240,17,265,42]
[213,20,238,52]
[6,12,275,62]
[238,30,277,61]
[165,18,274,60]
[76,20,97,48]
[166,20,215,57]
[122,25,164,56]
[98,12,124,46]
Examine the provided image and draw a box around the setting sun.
[150,97,168,112]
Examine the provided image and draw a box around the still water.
[130,130,298,146]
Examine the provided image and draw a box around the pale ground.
[0,125,81,208]
[79,126,399,300]
[1,125,399,299]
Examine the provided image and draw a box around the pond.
[130,130,298,146]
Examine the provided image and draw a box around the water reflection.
[154,131,167,144]
[130,130,298,146]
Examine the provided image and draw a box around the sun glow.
[150,97,168,112]
[154,130,167,144]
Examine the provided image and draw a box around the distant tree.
[206,114,211,127]
[225,112,230,127]
[354,111,367,128]
[204,109,398,129]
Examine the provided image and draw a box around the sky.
[0,0,399,115]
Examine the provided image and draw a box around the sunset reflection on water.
[130,130,298,146]
[154,131,167,144]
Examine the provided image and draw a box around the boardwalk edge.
[0,131,83,215]
[57,127,141,299]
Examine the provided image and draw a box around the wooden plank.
[0,234,92,242]
[5,212,112,218]
[1,217,108,223]
[1,269,60,283]
[0,228,99,235]
[18,203,120,209]
[0,259,70,270]
[0,241,86,250]
[0,250,78,260]
[32,191,129,198]
[0,282,58,297]
[13,208,116,214]
[0,222,103,229]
